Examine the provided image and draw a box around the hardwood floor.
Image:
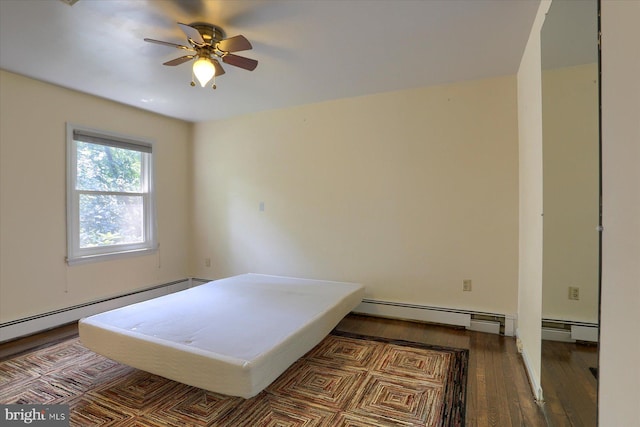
[0,322,79,361]
[540,340,598,427]
[0,315,598,426]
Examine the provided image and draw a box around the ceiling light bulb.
[193,57,215,87]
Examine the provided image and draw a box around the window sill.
[66,247,158,266]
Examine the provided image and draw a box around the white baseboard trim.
[354,299,515,336]
[190,278,212,287]
[516,332,544,402]
[504,315,516,337]
[355,300,470,327]
[0,279,190,343]
[1,279,521,343]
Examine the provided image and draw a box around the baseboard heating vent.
[541,327,574,343]
[0,279,190,343]
[571,325,599,342]
[469,319,501,335]
[541,319,598,343]
[354,299,514,336]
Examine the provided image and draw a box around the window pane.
[79,194,144,248]
[76,141,142,192]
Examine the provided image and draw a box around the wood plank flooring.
[0,314,598,426]
[0,322,78,361]
[540,340,598,427]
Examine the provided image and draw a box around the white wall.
[0,71,192,326]
[599,1,640,425]
[192,76,520,316]
[516,0,551,401]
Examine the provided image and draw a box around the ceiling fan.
[144,22,258,89]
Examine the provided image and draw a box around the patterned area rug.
[1,331,467,426]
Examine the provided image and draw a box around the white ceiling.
[0,0,541,123]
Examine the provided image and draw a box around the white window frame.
[66,123,157,265]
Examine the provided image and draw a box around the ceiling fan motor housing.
[189,23,226,46]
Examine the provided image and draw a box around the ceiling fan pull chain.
[212,75,217,90]
[190,68,196,87]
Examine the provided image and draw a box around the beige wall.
[0,70,192,323]
[599,1,640,425]
[192,76,520,315]
[542,63,599,323]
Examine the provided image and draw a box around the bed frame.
[79,274,364,398]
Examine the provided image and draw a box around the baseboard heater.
[541,319,599,343]
[354,299,515,336]
[0,278,191,343]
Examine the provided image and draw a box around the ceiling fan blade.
[222,54,258,71]
[177,22,205,46]
[212,59,226,76]
[217,35,252,52]
[163,55,195,66]
[144,38,194,51]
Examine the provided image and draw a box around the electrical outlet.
[568,286,580,300]
[463,279,472,292]
[204,258,211,267]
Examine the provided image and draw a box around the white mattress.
[79,273,364,398]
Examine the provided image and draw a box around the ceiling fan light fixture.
[193,57,215,87]
[145,22,257,90]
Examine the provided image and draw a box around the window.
[66,124,157,265]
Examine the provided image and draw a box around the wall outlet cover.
[568,286,580,300]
